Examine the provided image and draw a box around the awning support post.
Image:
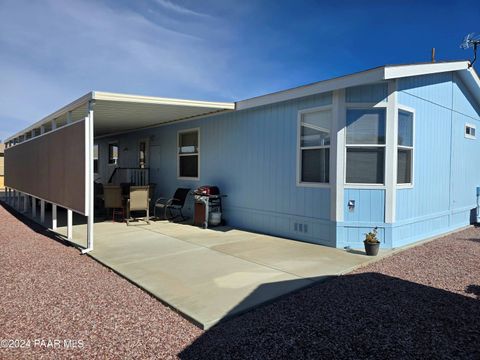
[32,197,37,218]
[67,209,73,240]
[52,204,57,230]
[23,193,27,213]
[82,101,95,254]
[40,200,45,223]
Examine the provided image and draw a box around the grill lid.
[194,185,220,196]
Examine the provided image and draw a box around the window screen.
[397,110,414,184]
[346,108,386,184]
[178,130,199,178]
[93,144,99,174]
[108,143,118,165]
[346,147,385,184]
[299,109,331,184]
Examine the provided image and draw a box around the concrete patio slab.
[7,203,392,329]
[109,247,310,328]
[210,234,376,278]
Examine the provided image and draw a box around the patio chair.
[154,188,190,222]
[103,185,124,222]
[126,185,151,225]
[148,183,156,204]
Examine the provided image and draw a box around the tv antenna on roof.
[460,33,480,67]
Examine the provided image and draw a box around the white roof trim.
[6,92,234,142]
[383,61,470,79]
[457,67,480,107]
[6,61,478,142]
[93,91,235,109]
[5,92,93,142]
[237,61,471,110]
[236,67,385,110]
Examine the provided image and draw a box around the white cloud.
[0,0,235,139]
[153,0,210,17]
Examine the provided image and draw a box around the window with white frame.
[108,143,118,165]
[345,108,386,184]
[298,109,331,184]
[397,110,414,184]
[465,123,476,139]
[93,144,99,174]
[178,129,199,179]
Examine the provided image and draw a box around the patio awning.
[92,92,235,137]
[5,91,235,141]
[4,92,235,254]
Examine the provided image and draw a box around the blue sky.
[1,0,479,140]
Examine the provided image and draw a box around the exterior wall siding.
[338,188,387,249]
[343,189,385,223]
[394,72,480,247]
[345,83,388,103]
[97,92,335,246]
[94,77,480,250]
[337,82,389,249]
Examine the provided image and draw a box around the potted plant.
[364,227,380,256]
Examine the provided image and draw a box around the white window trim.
[397,105,415,189]
[177,128,200,181]
[345,102,387,109]
[107,141,119,167]
[465,123,476,140]
[344,104,388,187]
[296,105,332,188]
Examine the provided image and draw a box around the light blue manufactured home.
[4,61,480,251]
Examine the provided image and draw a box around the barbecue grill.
[193,186,226,229]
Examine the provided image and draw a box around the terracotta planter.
[364,242,380,256]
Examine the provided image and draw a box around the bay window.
[345,108,386,184]
[397,110,414,184]
[298,108,331,184]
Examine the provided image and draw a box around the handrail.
[108,167,150,185]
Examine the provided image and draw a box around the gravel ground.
[1,202,479,359]
[0,204,202,359]
[181,228,480,360]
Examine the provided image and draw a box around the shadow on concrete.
[466,284,480,299]
[345,248,367,255]
[150,215,233,233]
[179,272,480,359]
[0,201,77,249]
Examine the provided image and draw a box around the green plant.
[364,227,380,244]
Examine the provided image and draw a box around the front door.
[139,138,149,169]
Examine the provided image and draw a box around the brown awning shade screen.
[5,120,87,214]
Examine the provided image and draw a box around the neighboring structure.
[3,61,480,251]
[0,143,4,189]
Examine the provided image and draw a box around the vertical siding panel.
[395,72,480,247]
[346,83,388,103]
[92,91,334,245]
